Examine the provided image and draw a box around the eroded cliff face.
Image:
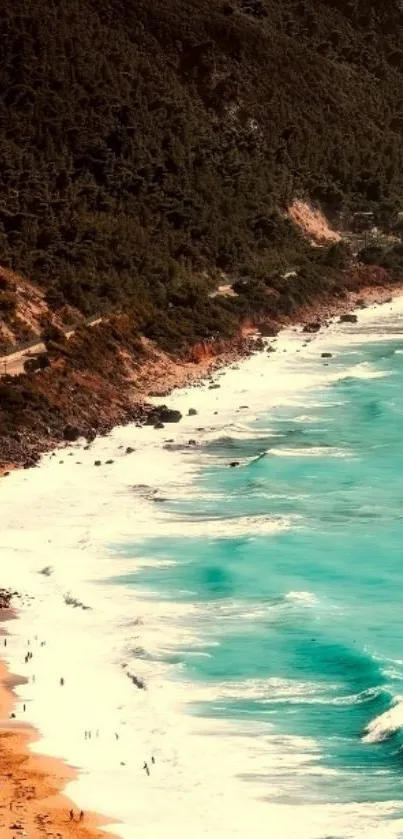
[0,306,257,469]
[0,254,400,474]
[287,200,342,245]
[0,267,83,354]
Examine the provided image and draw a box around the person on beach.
[4,638,6,647]
[79,810,84,821]
[143,761,150,776]
[151,756,155,764]
[69,809,74,821]
[60,677,64,686]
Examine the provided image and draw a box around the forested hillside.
[1,0,403,349]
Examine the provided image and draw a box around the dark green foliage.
[0,291,17,312]
[1,0,403,347]
[40,319,67,347]
[359,243,403,277]
[0,378,54,436]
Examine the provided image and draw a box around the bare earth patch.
[287,199,341,245]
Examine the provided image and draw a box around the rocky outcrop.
[145,406,182,425]
[63,424,82,442]
[303,321,321,333]
[339,313,358,324]
[0,588,13,609]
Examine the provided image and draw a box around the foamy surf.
[363,697,403,744]
[3,293,403,837]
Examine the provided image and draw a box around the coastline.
[2,278,403,836]
[0,612,118,839]
[1,275,402,478]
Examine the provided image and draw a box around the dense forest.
[1,0,403,349]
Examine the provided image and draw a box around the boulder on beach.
[339,313,357,324]
[321,352,332,358]
[23,457,38,469]
[303,321,321,333]
[188,408,198,416]
[146,406,182,425]
[94,460,102,466]
[125,446,135,454]
[154,421,165,429]
[63,424,81,442]
[229,461,240,467]
[0,589,12,609]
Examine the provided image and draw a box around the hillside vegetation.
[1,0,403,353]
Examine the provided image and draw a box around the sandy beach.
[0,615,117,839]
[2,278,403,835]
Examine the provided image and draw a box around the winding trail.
[0,317,102,377]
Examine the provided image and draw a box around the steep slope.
[3,0,403,469]
[1,0,403,349]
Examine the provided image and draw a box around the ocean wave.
[145,512,291,538]
[284,590,318,605]
[363,696,403,744]
[265,446,349,458]
[339,363,391,381]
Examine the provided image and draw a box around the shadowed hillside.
[1,0,403,351]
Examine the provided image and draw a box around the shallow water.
[3,298,403,837]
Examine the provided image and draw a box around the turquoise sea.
[115,313,403,835]
[3,301,403,838]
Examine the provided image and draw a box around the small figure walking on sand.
[143,761,150,776]
[79,810,84,821]
[60,677,64,686]
[4,638,6,647]
[115,732,119,740]
[69,808,74,821]
[151,755,155,764]
[23,703,26,712]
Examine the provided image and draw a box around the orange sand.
[0,637,118,839]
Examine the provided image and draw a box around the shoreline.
[1,277,403,478]
[1,278,403,836]
[0,609,118,839]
